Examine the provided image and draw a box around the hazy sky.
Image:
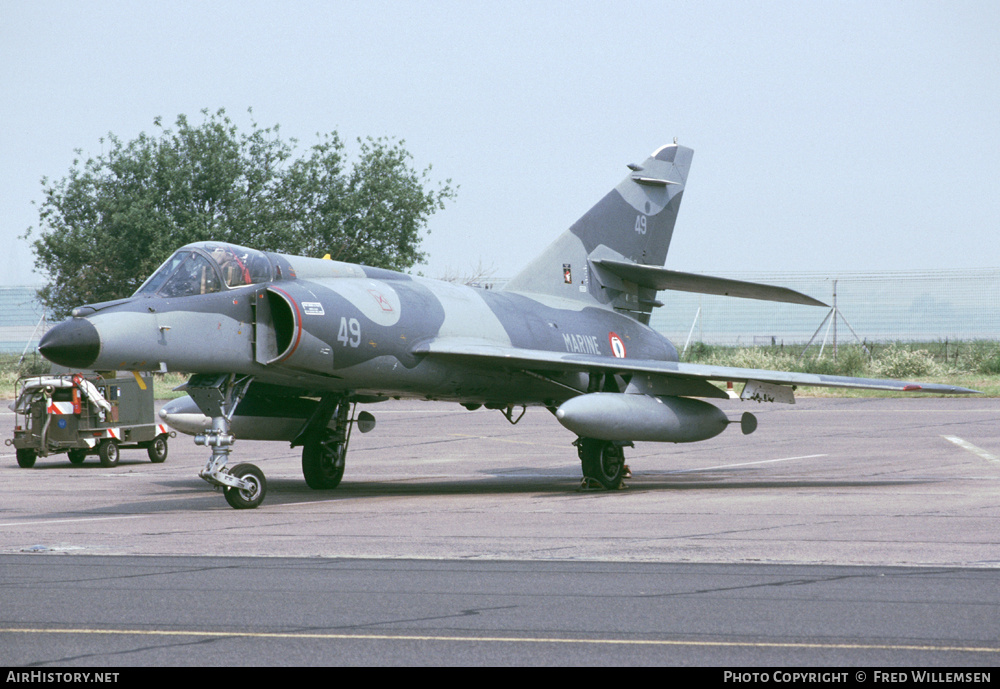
[2,1,998,286]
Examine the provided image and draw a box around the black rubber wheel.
[224,463,267,509]
[147,435,168,463]
[578,438,625,490]
[16,448,36,469]
[301,430,346,489]
[98,439,119,467]
[67,449,87,465]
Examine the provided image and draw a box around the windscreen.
[133,243,272,298]
[134,251,222,297]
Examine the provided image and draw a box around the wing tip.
[904,383,983,395]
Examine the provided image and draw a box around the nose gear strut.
[186,373,266,509]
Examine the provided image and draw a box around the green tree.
[25,108,455,318]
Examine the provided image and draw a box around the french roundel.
[608,332,626,358]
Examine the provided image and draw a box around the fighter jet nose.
[38,318,101,369]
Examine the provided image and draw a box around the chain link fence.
[0,286,49,358]
[648,268,1000,350]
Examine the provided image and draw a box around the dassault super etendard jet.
[38,143,978,508]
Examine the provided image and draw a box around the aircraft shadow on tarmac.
[268,474,937,499]
[24,471,938,519]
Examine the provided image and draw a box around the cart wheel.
[16,448,36,469]
[98,439,119,467]
[147,435,168,463]
[68,449,87,465]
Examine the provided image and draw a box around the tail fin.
[504,143,692,318]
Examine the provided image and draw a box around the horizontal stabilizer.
[591,259,827,307]
[630,175,680,187]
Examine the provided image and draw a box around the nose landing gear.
[187,374,266,509]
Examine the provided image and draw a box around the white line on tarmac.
[942,436,1000,465]
[663,454,829,474]
[792,408,997,413]
[0,515,146,528]
[449,433,566,449]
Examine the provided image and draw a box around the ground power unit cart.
[7,372,170,468]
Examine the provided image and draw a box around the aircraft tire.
[98,439,119,467]
[224,463,267,509]
[301,430,346,490]
[16,449,36,469]
[579,438,625,490]
[147,435,168,463]
[68,449,87,465]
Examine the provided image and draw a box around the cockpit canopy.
[134,242,272,298]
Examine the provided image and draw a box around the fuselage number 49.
[338,317,361,348]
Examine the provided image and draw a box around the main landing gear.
[576,438,632,490]
[295,396,375,490]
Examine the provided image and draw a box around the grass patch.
[154,372,191,399]
[684,340,1000,396]
[0,353,191,400]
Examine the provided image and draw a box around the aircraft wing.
[412,340,980,395]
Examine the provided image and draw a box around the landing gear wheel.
[302,429,346,489]
[147,435,168,463]
[224,463,266,509]
[16,448,36,468]
[579,438,625,490]
[98,440,119,467]
[68,449,87,465]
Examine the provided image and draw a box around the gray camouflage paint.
[39,143,977,424]
[504,144,690,309]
